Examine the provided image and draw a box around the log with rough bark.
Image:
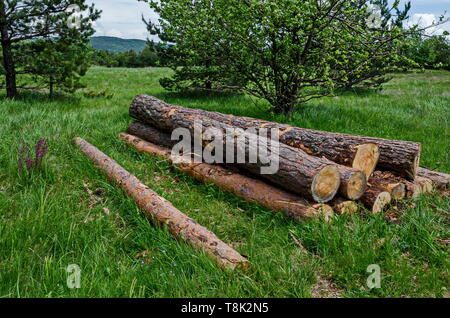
[368,171,406,201]
[329,198,359,215]
[128,121,366,202]
[417,168,449,190]
[359,188,392,214]
[74,137,250,271]
[129,101,367,202]
[130,95,421,180]
[119,132,334,222]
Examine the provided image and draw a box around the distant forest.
[89,35,450,71]
[90,36,170,68]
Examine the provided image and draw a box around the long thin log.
[74,137,250,271]
[129,99,367,202]
[128,121,365,202]
[131,95,420,180]
[119,133,334,222]
[359,188,392,214]
[417,167,449,190]
[129,121,367,202]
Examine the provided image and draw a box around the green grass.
[0,67,448,298]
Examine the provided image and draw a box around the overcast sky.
[87,0,450,40]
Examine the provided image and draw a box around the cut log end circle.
[311,165,341,203]
[373,192,392,214]
[389,183,406,200]
[345,171,367,200]
[353,143,380,179]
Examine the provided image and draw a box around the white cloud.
[104,28,124,38]
[87,1,450,40]
[87,0,159,40]
[407,13,450,36]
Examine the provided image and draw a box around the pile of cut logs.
[123,95,449,220]
[75,95,449,271]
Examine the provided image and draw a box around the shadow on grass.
[156,89,244,100]
[0,89,85,112]
[153,86,388,123]
[334,86,382,98]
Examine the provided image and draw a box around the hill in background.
[90,36,147,53]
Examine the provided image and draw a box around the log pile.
[119,132,334,223]
[125,95,448,219]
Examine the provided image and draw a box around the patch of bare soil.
[311,275,343,298]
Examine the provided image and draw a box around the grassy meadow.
[0,66,448,298]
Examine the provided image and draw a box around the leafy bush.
[403,34,450,71]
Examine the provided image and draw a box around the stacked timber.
[119,132,334,223]
[125,95,447,218]
[129,96,367,203]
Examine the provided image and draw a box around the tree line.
[90,41,171,68]
[1,0,449,114]
[90,33,450,72]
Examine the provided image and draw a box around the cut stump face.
[345,171,367,200]
[353,143,380,179]
[312,165,340,202]
[373,192,392,214]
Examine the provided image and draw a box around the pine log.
[359,188,392,214]
[119,132,334,222]
[417,167,449,190]
[128,121,366,204]
[128,121,366,201]
[329,198,359,215]
[129,121,366,202]
[131,95,421,180]
[74,137,249,271]
[368,171,406,200]
[368,171,421,200]
[129,100,367,202]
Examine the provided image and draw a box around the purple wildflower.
[18,138,49,170]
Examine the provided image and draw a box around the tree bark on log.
[417,168,450,190]
[367,170,423,200]
[128,121,367,202]
[359,188,392,214]
[129,100,367,202]
[128,121,366,202]
[74,137,250,271]
[119,133,334,222]
[130,95,421,180]
[368,171,406,200]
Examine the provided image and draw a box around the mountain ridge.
[90,36,147,53]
